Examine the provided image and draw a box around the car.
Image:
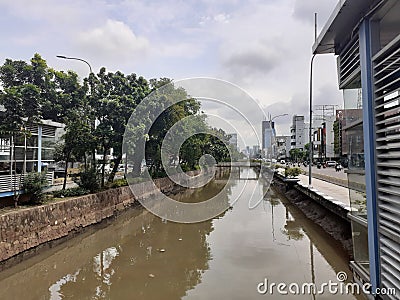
[325,161,337,167]
[280,160,286,164]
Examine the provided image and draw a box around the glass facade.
[0,122,62,195]
[342,84,369,273]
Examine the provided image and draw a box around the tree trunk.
[84,153,87,171]
[63,152,70,190]
[101,147,108,187]
[132,138,145,177]
[107,153,122,183]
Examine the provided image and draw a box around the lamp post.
[56,55,93,73]
[271,113,289,122]
[309,54,316,187]
[56,55,96,168]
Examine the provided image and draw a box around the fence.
[0,172,54,194]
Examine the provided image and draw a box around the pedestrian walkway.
[299,175,350,207]
[276,167,355,216]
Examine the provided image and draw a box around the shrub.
[23,172,49,204]
[74,168,100,192]
[53,187,89,198]
[284,167,302,178]
[110,178,128,188]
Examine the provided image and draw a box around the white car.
[325,161,337,167]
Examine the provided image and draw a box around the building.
[312,115,336,160]
[313,0,400,296]
[336,108,364,157]
[290,115,306,150]
[0,120,64,198]
[262,120,275,152]
[252,145,260,158]
[245,146,252,158]
[275,135,291,159]
[228,133,238,151]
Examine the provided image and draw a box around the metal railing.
[0,171,54,193]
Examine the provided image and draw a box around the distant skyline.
[0,0,343,137]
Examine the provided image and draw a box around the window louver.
[339,36,360,88]
[373,33,400,297]
[41,125,56,137]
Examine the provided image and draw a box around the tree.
[0,54,54,206]
[88,68,150,185]
[333,119,341,156]
[22,171,49,204]
[289,148,304,162]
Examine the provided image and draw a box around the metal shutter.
[373,32,400,298]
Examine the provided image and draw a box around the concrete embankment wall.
[269,172,353,257]
[0,170,206,264]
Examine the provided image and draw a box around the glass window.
[351,220,370,273]
[372,0,400,53]
[42,148,54,161]
[27,136,39,147]
[14,148,39,161]
[342,86,367,217]
[42,136,56,148]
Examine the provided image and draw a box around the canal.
[0,169,360,299]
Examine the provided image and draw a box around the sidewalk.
[297,174,354,212]
[276,167,354,214]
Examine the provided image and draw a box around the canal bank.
[269,171,353,258]
[0,168,360,299]
[0,169,223,267]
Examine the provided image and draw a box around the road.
[299,165,347,180]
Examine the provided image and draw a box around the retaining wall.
[0,170,205,263]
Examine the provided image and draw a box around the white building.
[228,133,238,151]
[0,120,64,198]
[290,115,306,150]
[275,135,291,158]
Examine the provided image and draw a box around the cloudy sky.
[0,0,343,144]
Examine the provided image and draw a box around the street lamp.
[309,54,316,187]
[56,55,93,73]
[56,54,96,167]
[271,113,289,122]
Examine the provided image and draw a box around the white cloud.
[76,19,149,62]
[0,0,343,143]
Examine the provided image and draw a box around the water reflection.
[0,168,360,299]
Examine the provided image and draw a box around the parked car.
[325,161,337,167]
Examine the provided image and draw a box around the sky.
[0,0,343,146]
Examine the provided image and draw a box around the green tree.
[0,54,55,206]
[333,119,341,156]
[89,68,150,185]
[289,148,304,162]
[22,171,48,204]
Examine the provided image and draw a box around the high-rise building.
[262,120,275,150]
[290,115,306,150]
[228,133,238,151]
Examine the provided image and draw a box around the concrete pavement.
[297,174,351,207]
[277,167,356,214]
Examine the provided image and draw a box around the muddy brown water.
[0,169,361,299]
